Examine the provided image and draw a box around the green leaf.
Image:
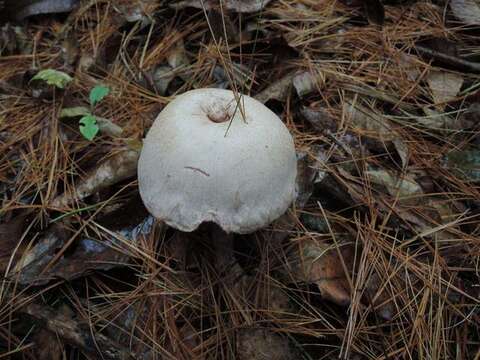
[31,69,72,89]
[89,85,110,106]
[79,115,100,141]
[60,106,91,118]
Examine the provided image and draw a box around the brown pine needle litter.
[1,0,480,359]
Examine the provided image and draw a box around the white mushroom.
[138,88,297,235]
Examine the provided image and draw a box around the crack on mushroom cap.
[138,88,297,234]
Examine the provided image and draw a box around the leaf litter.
[1,0,480,359]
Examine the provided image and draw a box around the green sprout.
[60,85,111,141]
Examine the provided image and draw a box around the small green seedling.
[61,85,111,141]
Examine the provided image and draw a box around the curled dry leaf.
[443,150,480,182]
[152,66,176,95]
[237,328,297,360]
[14,211,154,286]
[0,214,31,273]
[22,303,136,360]
[212,62,251,89]
[300,105,337,134]
[207,8,238,42]
[114,1,153,27]
[365,169,423,204]
[426,71,464,110]
[33,328,63,360]
[397,52,422,81]
[344,101,409,166]
[364,0,385,25]
[52,149,139,208]
[450,0,480,25]
[292,71,321,98]
[255,72,295,104]
[3,0,79,21]
[292,238,354,306]
[171,0,273,13]
[295,148,327,208]
[95,117,124,137]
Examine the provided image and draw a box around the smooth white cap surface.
[138,88,297,233]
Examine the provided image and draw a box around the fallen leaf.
[295,148,327,208]
[364,0,385,25]
[59,106,90,118]
[450,0,480,25]
[415,107,472,130]
[0,24,18,55]
[167,36,189,70]
[443,149,480,181]
[171,0,273,13]
[95,117,124,137]
[22,302,136,360]
[254,72,295,103]
[12,223,68,283]
[344,101,409,166]
[365,169,423,204]
[33,328,63,360]
[237,328,297,360]
[3,0,79,21]
[344,101,393,139]
[426,71,464,110]
[114,1,153,28]
[152,65,176,95]
[0,214,31,273]
[31,69,72,89]
[291,239,354,306]
[14,211,154,285]
[300,105,337,133]
[206,8,238,42]
[397,52,422,81]
[292,71,320,97]
[178,322,201,356]
[52,149,140,208]
[60,32,79,66]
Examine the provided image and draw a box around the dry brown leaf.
[426,71,464,110]
[293,239,354,306]
[14,212,154,286]
[254,72,295,103]
[300,105,337,133]
[292,71,321,97]
[397,53,422,81]
[52,149,139,208]
[450,0,480,25]
[22,303,136,360]
[171,0,273,13]
[237,328,297,360]
[33,328,63,360]
[4,0,79,21]
[365,169,423,204]
[344,101,409,166]
[295,149,327,208]
[0,214,31,273]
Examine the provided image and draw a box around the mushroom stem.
[211,225,244,278]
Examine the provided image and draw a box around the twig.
[414,44,480,73]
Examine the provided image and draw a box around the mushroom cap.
[138,88,297,234]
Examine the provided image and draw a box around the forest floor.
[1,0,480,359]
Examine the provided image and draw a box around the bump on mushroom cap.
[138,88,297,234]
